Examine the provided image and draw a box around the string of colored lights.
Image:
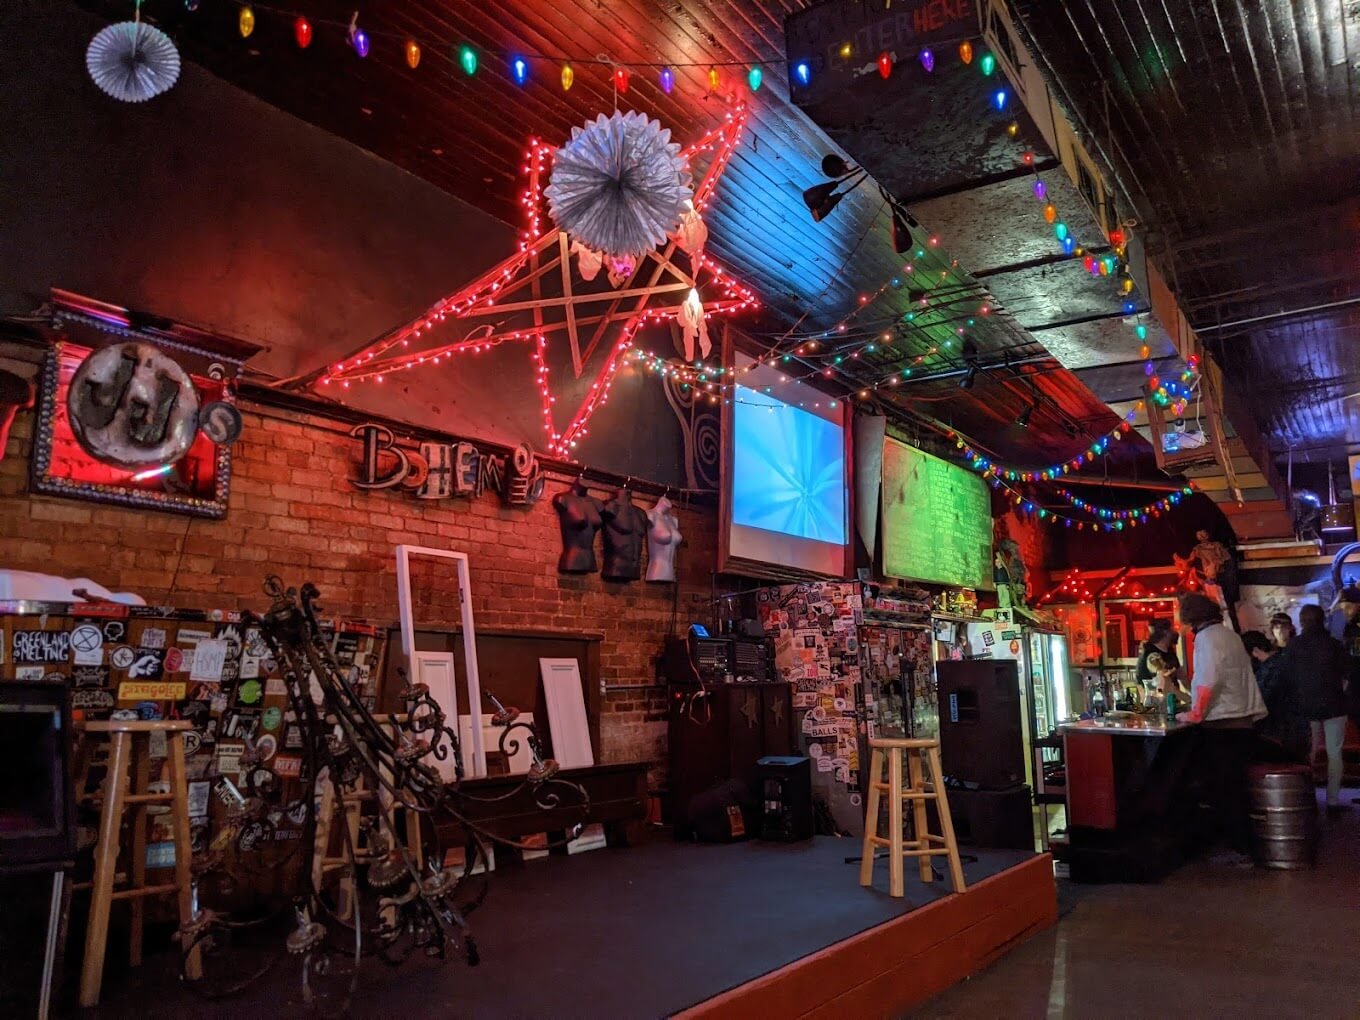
[948,418,1146,482]
[195,1,981,98]
[1053,486,1195,522]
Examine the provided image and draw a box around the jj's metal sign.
[785,0,976,104]
[349,424,544,508]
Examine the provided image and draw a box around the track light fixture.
[802,167,867,222]
[1017,402,1035,428]
[959,361,979,390]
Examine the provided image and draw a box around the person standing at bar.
[1135,618,1182,705]
[1180,593,1267,865]
[1287,603,1351,816]
[1242,630,1308,764]
[1269,612,1296,650]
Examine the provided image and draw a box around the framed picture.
[28,291,258,519]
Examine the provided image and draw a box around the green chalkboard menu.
[881,439,993,589]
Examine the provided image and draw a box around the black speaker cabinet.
[936,660,1024,790]
[942,784,1034,850]
[756,755,813,842]
[668,683,795,839]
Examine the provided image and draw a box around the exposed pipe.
[886,353,1055,385]
[1195,295,1360,334]
[1055,476,1187,493]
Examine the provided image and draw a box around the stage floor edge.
[675,854,1058,1020]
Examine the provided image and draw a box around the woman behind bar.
[1135,618,1182,706]
[1285,603,1350,816]
[1180,593,1267,865]
[1269,612,1296,649]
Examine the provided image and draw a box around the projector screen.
[881,439,993,589]
[723,360,849,576]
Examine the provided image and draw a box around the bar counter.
[1058,717,1200,882]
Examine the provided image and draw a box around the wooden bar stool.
[76,720,201,1007]
[859,737,966,898]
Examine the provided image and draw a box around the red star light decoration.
[317,105,758,458]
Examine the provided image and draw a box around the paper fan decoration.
[545,111,692,259]
[86,18,181,103]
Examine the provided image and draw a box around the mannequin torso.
[645,497,682,582]
[601,488,647,581]
[553,481,603,573]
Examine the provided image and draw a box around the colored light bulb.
[959,40,974,65]
[615,67,630,92]
[993,89,1008,110]
[1043,203,1057,224]
[707,66,720,92]
[1062,235,1076,253]
[293,16,312,48]
[660,66,674,93]
[1122,277,1134,294]
[512,56,529,85]
[920,48,935,73]
[406,39,421,69]
[748,65,763,91]
[458,45,477,75]
[1135,324,1149,340]
[351,28,370,58]
[876,52,893,79]
[1033,179,1046,200]
[1054,222,1068,241]
[980,52,996,76]
[1007,121,1019,137]
[839,42,853,59]
[239,5,255,37]
[561,63,574,90]
[794,61,811,86]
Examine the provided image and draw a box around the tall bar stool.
[75,719,201,1007]
[859,737,966,898]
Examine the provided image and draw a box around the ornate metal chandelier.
[178,577,589,1014]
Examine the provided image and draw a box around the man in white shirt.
[1180,593,1267,865]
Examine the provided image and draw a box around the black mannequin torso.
[553,480,604,573]
[600,488,647,581]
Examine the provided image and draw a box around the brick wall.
[1,396,711,772]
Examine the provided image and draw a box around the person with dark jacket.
[1286,603,1350,815]
[1242,630,1309,763]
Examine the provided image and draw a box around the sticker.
[265,676,287,697]
[118,681,186,700]
[236,679,263,706]
[244,628,268,658]
[255,733,278,761]
[237,820,268,853]
[182,730,203,756]
[200,401,244,445]
[177,629,212,645]
[12,630,70,664]
[101,620,127,643]
[834,765,850,783]
[190,638,228,682]
[136,700,163,720]
[71,664,110,688]
[72,689,115,710]
[833,697,847,711]
[849,793,862,807]
[273,755,302,778]
[213,774,246,807]
[982,630,995,647]
[110,646,135,670]
[808,743,823,759]
[261,706,282,731]
[164,646,185,672]
[807,723,840,738]
[189,822,211,855]
[69,624,105,665]
[816,757,835,772]
[284,725,304,750]
[286,800,309,826]
[127,650,165,680]
[219,710,259,741]
[145,842,177,869]
[240,656,260,680]
[16,665,45,681]
[210,693,228,715]
[215,744,245,782]
[187,781,211,817]
[134,626,165,651]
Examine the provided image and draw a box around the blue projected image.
[732,386,846,544]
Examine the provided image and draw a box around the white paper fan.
[544,111,692,259]
[86,19,181,104]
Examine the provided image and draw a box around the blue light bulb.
[794,61,811,86]
[511,56,529,85]
[993,89,1008,110]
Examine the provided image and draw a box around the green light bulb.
[1055,222,1069,242]
[1135,324,1148,340]
[458,45,477,75]
[747,65,763,91]
[980,52,996,76]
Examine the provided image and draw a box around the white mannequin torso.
[646,498,682,582]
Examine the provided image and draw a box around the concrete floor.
[915,794,1360,1019]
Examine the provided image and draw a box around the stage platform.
[83,837,1056,1018]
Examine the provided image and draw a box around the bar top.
[1059,717,1195,737]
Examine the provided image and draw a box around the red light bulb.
[294,16,312,49]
